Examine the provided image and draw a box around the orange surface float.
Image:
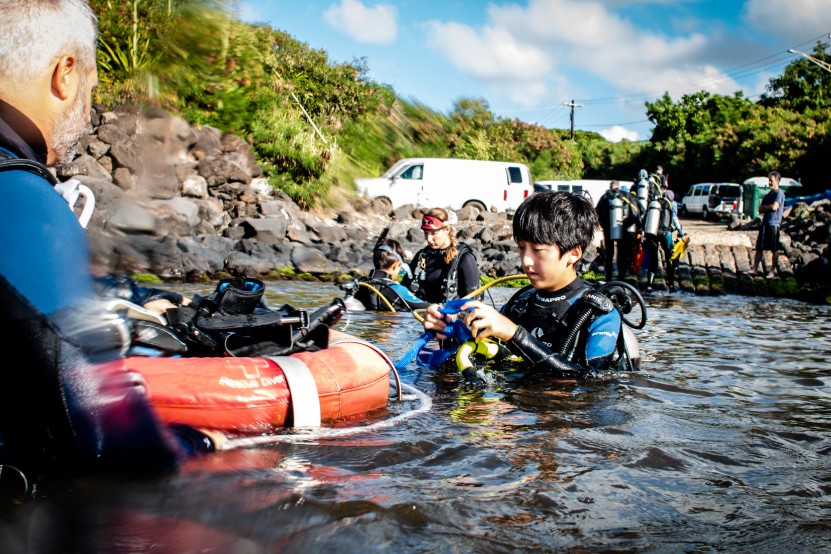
[118,330,394,435]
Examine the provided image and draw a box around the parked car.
[354,158,533,213]
[680,182,743,219]
[533,179,633,207]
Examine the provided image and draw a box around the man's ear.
[51,55,77,101]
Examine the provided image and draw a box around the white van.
[533,180,633,207]
[680,182,743,219]
[354,158,533,213]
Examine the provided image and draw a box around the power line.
[574,31,830,108]
[501,31,831,131]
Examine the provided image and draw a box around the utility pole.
[563,99,583,140]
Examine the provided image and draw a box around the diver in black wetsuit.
[403,208,480,304]
[351,239,429,311]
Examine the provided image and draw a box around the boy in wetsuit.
[353,239,428,311]
[423,191,621,376]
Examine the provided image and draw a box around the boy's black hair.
[512,191,599,255]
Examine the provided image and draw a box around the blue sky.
[238,0,831,142]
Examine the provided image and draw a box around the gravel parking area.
[680,218,756,248]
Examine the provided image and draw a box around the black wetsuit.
[404,245,480,304]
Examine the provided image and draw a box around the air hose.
[357,281,397,312]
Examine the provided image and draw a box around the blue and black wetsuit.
[501,278,621,377]
[0,121,195,487]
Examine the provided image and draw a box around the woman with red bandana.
[403,208,481,303]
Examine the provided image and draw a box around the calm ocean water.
[2,280,830,553]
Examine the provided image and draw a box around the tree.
[762,41,831,112]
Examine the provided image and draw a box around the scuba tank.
[609,194,624,240]
[625,199,638,233]
[644,199,662,237]
[636,179,649,213]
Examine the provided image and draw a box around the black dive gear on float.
[162,277,345,358]
[94,274,187,309]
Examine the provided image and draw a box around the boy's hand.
[461,300,518,342]
[423,303,450,339]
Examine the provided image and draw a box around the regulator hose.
[357,281,397,312]
[597,280,647,329]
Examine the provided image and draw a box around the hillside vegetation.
[91,1,831,208]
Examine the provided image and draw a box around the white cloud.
[600,125,640,143]
[236,1,268,25]
[421,0,750,131]
[503,0,743,97]
[323,0,398,45]
[425,20,555,106]
[743,0,831,42]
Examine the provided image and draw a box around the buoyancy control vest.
[409,242,475,302]
[502,281,640,372]
[353,272,394,311]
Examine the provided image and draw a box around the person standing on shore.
[596,180,640,281]
[751,171,786,278]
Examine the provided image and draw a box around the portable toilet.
[741,176,801,219]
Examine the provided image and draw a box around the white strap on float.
[267,356,321,427]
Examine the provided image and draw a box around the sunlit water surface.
[3,281,830,553]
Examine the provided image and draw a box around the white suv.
[680,182,742,219]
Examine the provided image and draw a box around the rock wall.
[60,105,830,303]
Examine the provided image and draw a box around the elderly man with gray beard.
[0,0,211,495]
